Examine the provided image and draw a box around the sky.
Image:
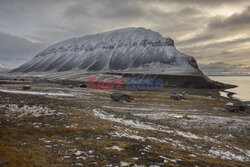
[0,0,250,74]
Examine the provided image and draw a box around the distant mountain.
[0,62,14,71]
[12,27,203,75]
[207,73,250,76]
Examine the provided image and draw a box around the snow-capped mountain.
[12,27,202,75]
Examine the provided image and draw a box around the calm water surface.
[210,76,250,101]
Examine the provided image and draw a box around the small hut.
[23,85,31,90]
[0,158,9,166]
[78,83,87,88]
[110,93,133,102]
[225,101,250,112]
[170,93,184,101]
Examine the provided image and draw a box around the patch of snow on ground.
[120,162,131,167]
[106,146,124,151]
[76,156,86,160]
[111,131,145,141]
[0,88,74,97]
[147,137,170,144]
[75,163,83,166]
[134,111,250,133]
[233,147,250,158]
[175,130,201,140]
[63,156,70,159]
[134,112,185,120]
[1,104,61,117]
[93,109,201,140]
[39,138,51,143]
[102,105,197,113]
[74,150,85,156]
[208,148,249,162]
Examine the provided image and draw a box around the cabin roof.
[171,94,183,97]
[245,101,250,106]
[111,92,127,97]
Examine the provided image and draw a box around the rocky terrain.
[0,80,249,166]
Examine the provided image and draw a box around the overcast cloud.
[0,0,249,73]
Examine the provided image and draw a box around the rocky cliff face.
[12,27,202,75]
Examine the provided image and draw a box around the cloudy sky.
[0,0,250,74]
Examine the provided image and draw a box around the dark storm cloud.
[0,31,45,65]
[177,6,250,47]
[181,37,250,50]
[61,0,208,44]
[156,0,248,7]
[64,0,239,22]
[174,5,250,73]
[179,36,250,66]
[144,7,207,40]
[182,46,250,65]
[206,37,250,49]
[176,34,215,45]
[65,0,145,20]
[199,62,250,74]
[177,7,203,16]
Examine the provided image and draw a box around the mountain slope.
[12,27,202,75]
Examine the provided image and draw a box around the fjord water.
[210,76,250,101]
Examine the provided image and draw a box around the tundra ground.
[0,80,249,167]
